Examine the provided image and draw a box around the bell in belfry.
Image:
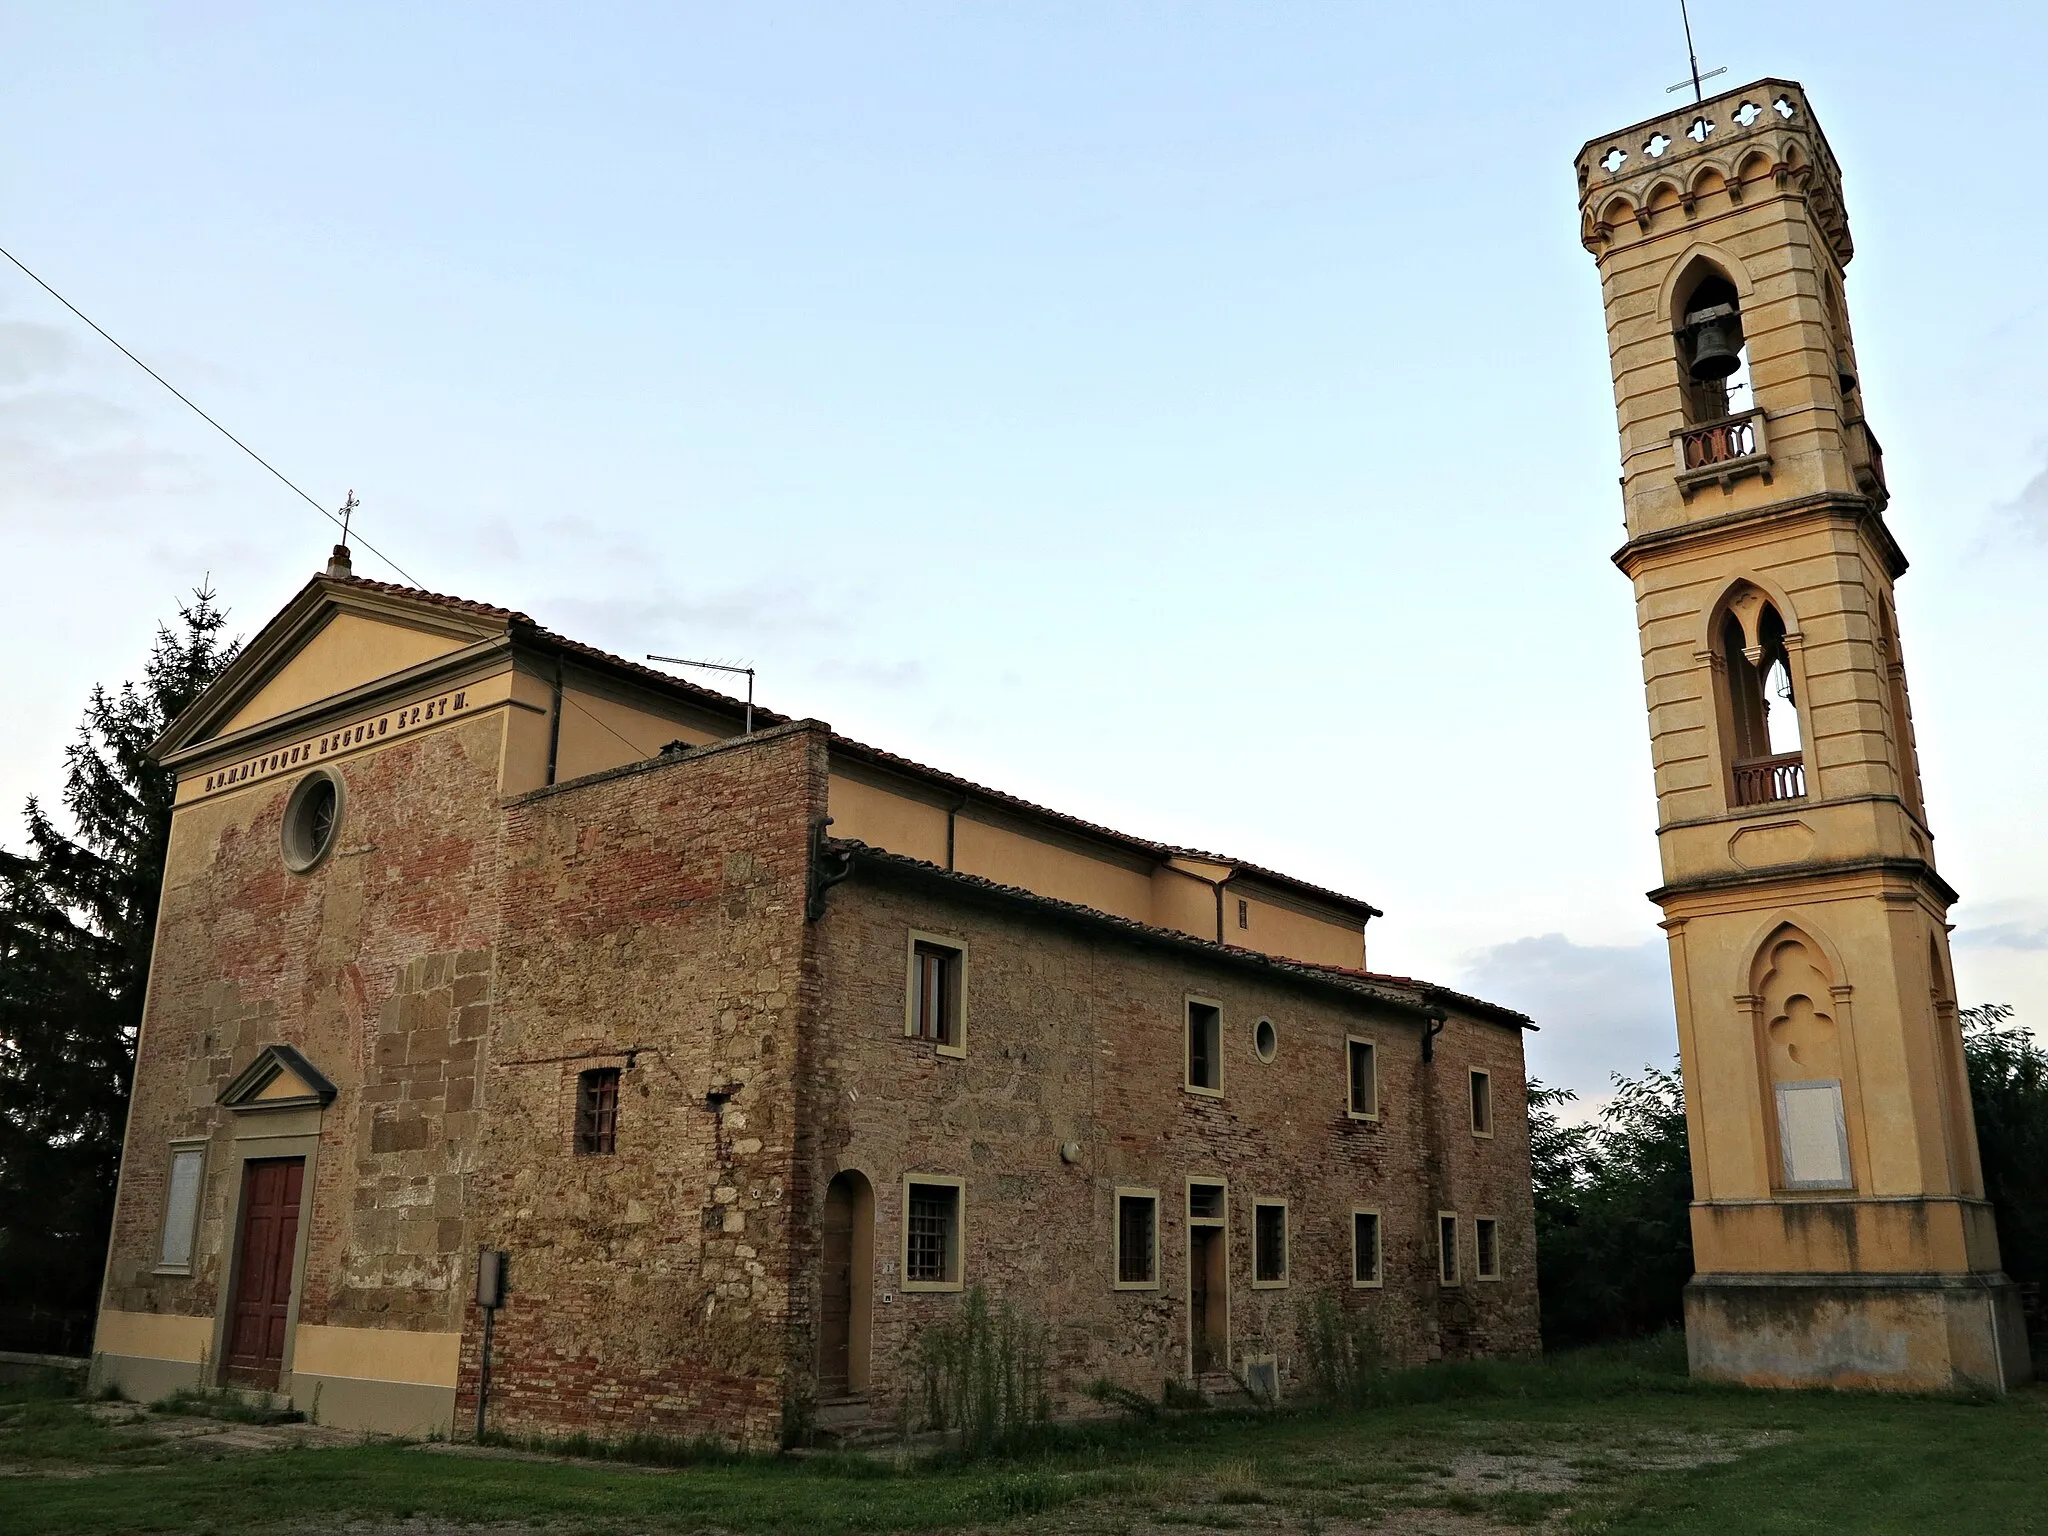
[1685,302,1744,381]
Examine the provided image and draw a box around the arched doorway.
[818,1170,874,1398]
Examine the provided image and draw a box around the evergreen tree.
[0,588,236,1351]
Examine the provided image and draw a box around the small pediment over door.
[218,1045,338,1112]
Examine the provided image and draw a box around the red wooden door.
[224,1158,304,1387]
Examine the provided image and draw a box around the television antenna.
[648,655,756,735]
[1666,0,1726,101]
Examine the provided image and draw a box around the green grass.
[1,1339,2043,1534]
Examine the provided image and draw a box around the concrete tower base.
[1685,1273,2033,1393]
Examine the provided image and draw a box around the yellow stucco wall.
[95,1308,212,1363]
[291,1324,461,1387]
[222,613,470,735]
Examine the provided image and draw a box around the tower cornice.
[1611,491,1907,582]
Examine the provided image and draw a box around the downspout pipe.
[545,656,564,787]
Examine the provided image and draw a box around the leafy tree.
[0,588,236,1351]
[1961,1004,2048,1291]
[1530,1063,1693,1347]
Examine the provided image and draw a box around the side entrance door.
[224,1157,304,1388]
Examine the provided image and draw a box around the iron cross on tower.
[1667,0,1726,102]
[339,489,358,547]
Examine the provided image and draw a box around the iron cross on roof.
[1666,0,1726,103]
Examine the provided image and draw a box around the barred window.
[1116,1192,1158,1287]
[906,1180,961,1288]
[576,1068,620,1155]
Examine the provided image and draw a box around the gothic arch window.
[1752,925,1854,1192]
[1713,583,1806,806]
[1672,260,1751,424]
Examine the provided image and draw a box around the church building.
[90,558,1537,1442]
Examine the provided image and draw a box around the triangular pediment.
[219,1044,338,1111]
[154,575,522,764]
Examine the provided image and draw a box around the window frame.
[1469,1068,1494,1138]
[1250,1198,1290,1290]
[1184,996,1224,1097]
[575,1066,621,1156]
[1474,1215,1501,1281]
[1438,1211,1461,1287]
[1350,1207,1383,1289]
[1186,1177,1228,1227]
[901,1174,966,1293]
[1114,1187,1161,1291]
[904,930,968,1058]
[1346,1035,1379,1121]
[154,1138,209,1275]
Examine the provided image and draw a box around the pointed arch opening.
[1752,925,1854,1192]
[1672,258,1753,426]
[1712,582,1806,806]
[1927,933,1984,1197]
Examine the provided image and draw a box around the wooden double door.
[223,1158,304,1388]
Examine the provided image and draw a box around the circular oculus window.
[281,769,344,872]
[1253,1018,1278,1064]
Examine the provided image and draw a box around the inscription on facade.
[199,691,469,796]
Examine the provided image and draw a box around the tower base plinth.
[1684,1272,2032,1393]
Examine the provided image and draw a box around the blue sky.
[5,2,2045,1109]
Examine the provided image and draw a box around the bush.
[1300,1289,1384,1406]
[909,1285,1050,1453]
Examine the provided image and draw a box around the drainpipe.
[545,656,564,787]
[945,792,969,871]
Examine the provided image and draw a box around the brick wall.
[459,724,828,1447]
[802,863,1538,1415]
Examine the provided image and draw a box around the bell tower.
[1575,80,2029,1390]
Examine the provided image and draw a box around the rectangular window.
[1351,1209,1382,1287]
[1475,1216,1500,1280]
[575,1067,620,1155]
[1252,1201,1288,1287]
[904,1177,964,1290]
[1470,1069,1493,1137]
[907,934,966,1055]
[1236,898,1249,930]
[1188,1180,1226,1222]
[1186,1000,1222,1093]
[157,1143,206,1271]
[1115,1190,1159,1288]
[1347,1037,1378,1119]
[1438,1212,1460,1286]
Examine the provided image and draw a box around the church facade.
[92,564,1536,1442]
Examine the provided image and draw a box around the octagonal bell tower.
[1575,80,2029,1391]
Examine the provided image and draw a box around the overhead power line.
[0,241,423,589]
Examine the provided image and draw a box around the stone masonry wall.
[105,713,509,1347]
[801,865,1538,1416]
[460,724,827,1448]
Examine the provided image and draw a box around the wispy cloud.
[1455,932,1676,1110]
[1954,919,2048,953]
[812,657,927,691]
[0,321,73,387]
[1997,457,2048,543]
